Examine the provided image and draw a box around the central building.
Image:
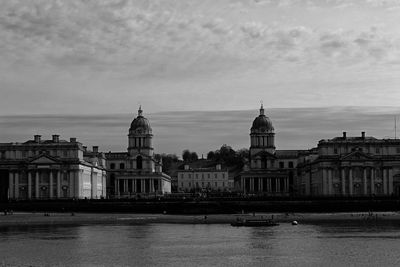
[106,107,171,197]
[240,105,301,196]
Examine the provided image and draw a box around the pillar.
[14,172,19,199]
[28,172,32,199]
[259,178,263,192]
[35,171,39,199]
[141,179,145,193]
[268,178,271,193]
[322,168,328,195]
[341,168,346,195]
[371,168,375,194]
[250,178,254,192]
[69,171,75,198]
[383,169,388,195]
[56,171,61,198]
[363,168,367,195]
[8,172,14,199]
[349,168,353,196]
[49,171,54,199]
[133,179,136,193]
[388,168,393,195]
[276,178,280,192]
[116,179,120,197]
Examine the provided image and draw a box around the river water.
[1,221,400,267]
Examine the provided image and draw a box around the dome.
[251,105,274,132]
[129,106,152,133]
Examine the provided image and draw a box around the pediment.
[30,155,59,164]
[341,151,372,161]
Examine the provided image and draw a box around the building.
[177,161,231,192]
[239,105,304,195]
[0,135,107,201]
[106,107,171,197]
[297,132,400,196]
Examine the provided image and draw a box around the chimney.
[52,134,60,143]
[92,146,98,153]
[361,131,365,139]
[184,164,189,170]
[70,137,77,143]
[342,132,347,139]
[34,135,41,143]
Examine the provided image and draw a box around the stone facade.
[297,132,400,197]
[0,135,106,201]
[240,105,302,195]
[106,107,171,198]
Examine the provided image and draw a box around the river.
[1,221,400,266]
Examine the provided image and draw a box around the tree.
[207,151,215,160]
[182,149,191,162]
[190,152,198,161]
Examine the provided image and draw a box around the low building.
[0,135,107,201]
[106,107,171,198]
[297,132,400,196]
[177,162,230,192]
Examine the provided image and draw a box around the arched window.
[119,163,125,169]
[137,156,143,169]
[110,163,115,170]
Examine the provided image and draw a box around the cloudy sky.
[1,0,400,155]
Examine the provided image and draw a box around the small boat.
[231,218,279,227]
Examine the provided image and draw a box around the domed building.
[239,105,301,196]
[106,107,171,197]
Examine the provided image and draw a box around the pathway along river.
[1,220,400,266]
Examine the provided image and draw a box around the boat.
[231,218,279,227]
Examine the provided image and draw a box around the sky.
[1,1,400,155]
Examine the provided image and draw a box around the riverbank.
[1,211,400,227]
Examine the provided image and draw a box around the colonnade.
[241,177,289,193]
[115,178,161,196]
[8,170,77,199]
[321,167,393,196]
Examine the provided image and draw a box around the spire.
[138,105,143,117]
[260,101,265,116]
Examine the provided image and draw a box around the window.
[136,156,143,169]
[110,163,115,170]
[181,182,183,187]
[202,182,204,187]
[181,174,184,179]
[119,163,125,169]
[376,148,380,154]
[279,162,284,168]
[189,182,191,187]
[196,174,198,179]
[397,147,400,154]
[334,148,338,154]
[202,174,204,179]
[222,173,225,179]
[208,174,210,178]
[63,150,68,157]
[288,161,294,168]
[214,174,217,178]
[215,182,217,187]
[223,182,225,187]
[189,174,191,178]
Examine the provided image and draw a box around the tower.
[128,106,154,159]
[250,104,275,157]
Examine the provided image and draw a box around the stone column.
[49,171,54,199]
[276,178,280,192]
[8,172,14,199]
[259,178,263,192]
[363,168,367,195]
[322,168,328,195]
[116,179,120,197]
[35,171,40,199]
[14,172,19,199]
[141,179,145,193]
[388,168,393,195]
[28,172,32,199]
[383,169,388,195]
[349,168,353,196]
[341,168,345,195]
[56,171,61,198]
[371,168,375,194]
[268,178,271,193]
[133,179,136,193]
[69,171,75,198]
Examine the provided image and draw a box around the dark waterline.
[1,222,400,267]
